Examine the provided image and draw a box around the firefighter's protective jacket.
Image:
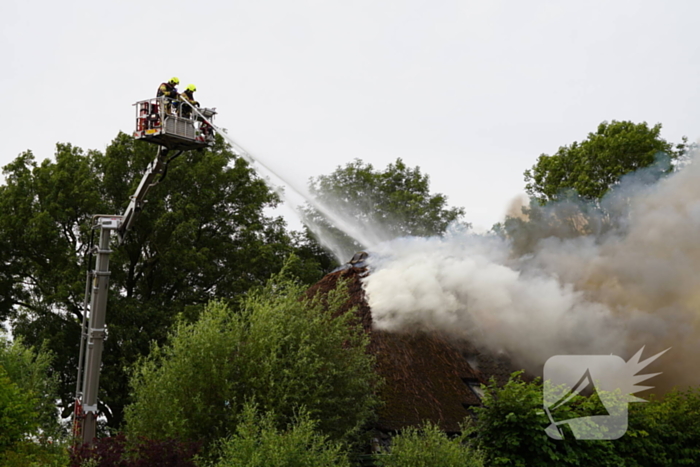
[180,90,199,107]
[157,82,178,98]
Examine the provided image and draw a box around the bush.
[615,388,700,466]
[0,333,62,437]
[213,404,349,467]
[472,372,623,466]
[0,440,69,467]
[377,422,483,467]
[125,273,380,448]
[472,372,700,466]
[0,334,65,465]
[69,433,199,467]
[0,367,38,451]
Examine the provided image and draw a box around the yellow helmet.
[170,77,180,85]
[186,84,196,92]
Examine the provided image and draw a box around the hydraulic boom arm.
[117,147,181,243]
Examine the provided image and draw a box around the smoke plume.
[363,152,700,390]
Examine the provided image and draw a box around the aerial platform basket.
[133,97,217,151]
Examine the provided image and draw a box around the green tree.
[496,195,608,257]
[615,388,700,467]
[473,372,623,467]
[378,421,484,467]
[524,121,686,204]
[1,134,322,429]
[305,158,467,262]
[472,372,700,466]
[0,367,36,452]
[213,404,350,467]
[0,334,67,467]
[0,334,62,440]
[125,272,379,449]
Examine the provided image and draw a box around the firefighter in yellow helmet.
[156,77,180,115]
[157,77,180,98]
[179,84,200,119]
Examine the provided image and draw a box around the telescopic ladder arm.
[117,147,182,243]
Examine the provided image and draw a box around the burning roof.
[306,265,513,432]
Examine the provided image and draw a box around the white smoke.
[364,229,631,370]
[363,150,700,387]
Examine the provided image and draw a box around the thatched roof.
[306,266,497,433]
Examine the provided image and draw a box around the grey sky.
[1,0,698,231]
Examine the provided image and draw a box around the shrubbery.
[69,434,199,467]
[213,404,350,467]
[473,372,623,466]
[376,421,483,467]
[0,334,67,466]
[615,387,700,466]
[124,273,380,448]
[473,372,700,467]
[0,367,37,452]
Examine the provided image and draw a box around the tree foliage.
[524,121,686,204]
[0,134,322,428]
[213,404,350,467]
[473,372,624,467]
[305,158,467,262]
[0,334,66,466]
[615,388,700,467]
[125,272,379,449]
[0,334,61,440]
[473,372,700,467]
[0,367,36,452]
[378,421,484,467]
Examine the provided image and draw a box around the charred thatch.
[306,267,500,433]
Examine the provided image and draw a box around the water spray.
[188,103,373,261]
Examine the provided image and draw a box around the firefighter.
[180,84,213,142]
[179,84,199,119]
[157,77,180,98]
[157,77,180,115]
